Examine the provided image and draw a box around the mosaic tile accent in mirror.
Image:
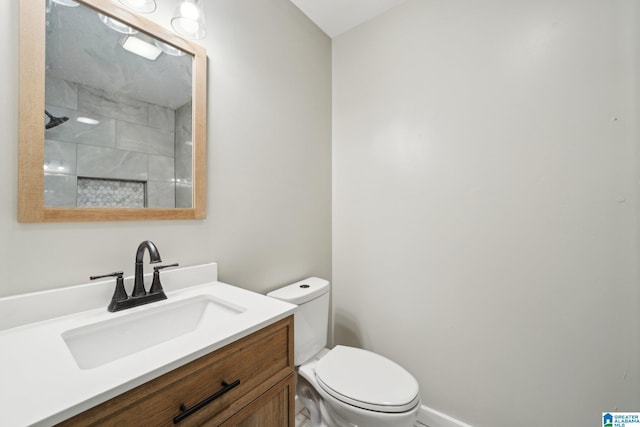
[77,178,145,208]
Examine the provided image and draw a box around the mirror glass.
[19,0,207,222]
[45,1,192,209]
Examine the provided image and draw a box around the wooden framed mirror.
[19,0,207,222]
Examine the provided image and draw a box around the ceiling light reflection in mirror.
[49,0,206,40]
[50,0,79,6]
[98,13,138,34]
[120,36,162,60]
[119,0,156,14]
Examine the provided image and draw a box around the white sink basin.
[0,263,297,427]
[62,294,246,369]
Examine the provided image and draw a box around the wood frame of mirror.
[19,0,207,222]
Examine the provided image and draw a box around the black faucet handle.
[90,271,124,280]
[149,263,179,295]
[90,271,129,312]
[153,263,179,272]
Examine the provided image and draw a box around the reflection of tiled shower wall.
[44,75,190,208]
[175,101,193,208]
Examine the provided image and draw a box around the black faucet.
[133,240,162,297]
[91,241,178,312]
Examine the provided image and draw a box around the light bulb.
[180,2,200,20]
[171,0,206,39]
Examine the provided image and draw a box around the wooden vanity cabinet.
[57,316,295,427]
[219,374,296,427]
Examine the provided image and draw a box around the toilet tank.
[267,277,330,366]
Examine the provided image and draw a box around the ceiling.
[289,0,407,38]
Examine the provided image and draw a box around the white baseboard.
[295,397,471,427]
[417,405,472,427]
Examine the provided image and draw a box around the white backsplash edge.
[0,262,217,332]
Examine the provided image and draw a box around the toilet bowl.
[267,278,420,427]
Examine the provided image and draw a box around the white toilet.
[268,277,420,427]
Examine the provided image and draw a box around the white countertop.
[0,264,296,426]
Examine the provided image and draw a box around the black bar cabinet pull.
[173,379,241,424]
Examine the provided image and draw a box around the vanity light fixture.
[120,36,162,60]
[50,0,80,6]
[154,40,186,57]
[119,0,157,14]
[98,13,138,35]
[171,0,206,40]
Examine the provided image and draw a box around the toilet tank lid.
[267,277,329,305]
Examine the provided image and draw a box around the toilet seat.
[314,345,420,413]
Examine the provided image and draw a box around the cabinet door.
[218,373,295,427]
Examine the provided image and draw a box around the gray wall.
[0,0,331,296]
[332,0,640,426]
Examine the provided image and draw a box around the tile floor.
[294,408,427,427]
[295,408,311,427]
